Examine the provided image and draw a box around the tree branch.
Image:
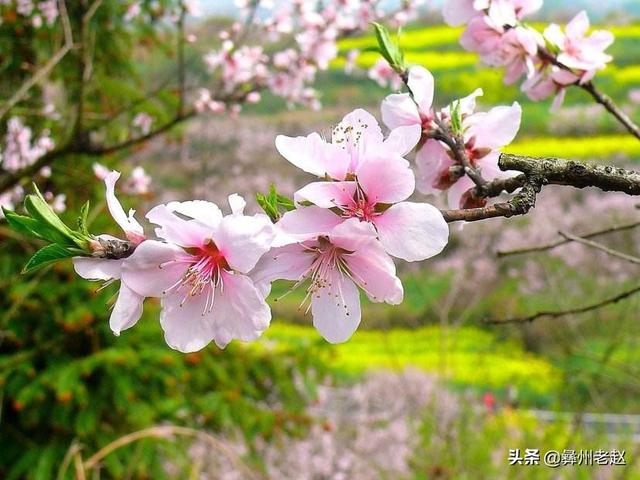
[580,81,640,141]
[441,154,640,223]
[558,230,640,265]
[497,220,640,257]
[0,0,74,121]
[484,284,640,325]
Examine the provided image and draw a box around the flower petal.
[415,140,453,195]
[356,154,415,204]
[311,272,361,344]
[109,283,144,335]
[105,171,144,238]
[380,93,421,130]
[250,244,314,297]
[210,271,271,348]
[228,194,246,215]
[332,108,384,169]
[160,290,216,352]
[447,175,475,209]
[443,0,480,26]
[383,124,422,157]
[407,66,435,113]
[373,202,449,262]
[467,102,521,150]
[275,132,350,179]
[212,214,275,273]
[294,181,357,208]
[73,257,123,281]
[163,200,223,227]
[122,240,189,297]
[566,10,589,39]
[275,207,343,245]
[345,245,403,304]
[146,203,214,248]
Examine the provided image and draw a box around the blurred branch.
[81,425,264,480]
[558,230,640,265]
[497,219,640,257]
[0,0,74,121]
[73,0,102,143]
[538,46,640,141]
[177,5,186,116]
[84,109,197,155]
[580,81,640,141]
[485,284,640,325]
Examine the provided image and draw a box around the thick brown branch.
[497,220,640,257]
[441,154,640,223]
[485,285,640,325]
[441,177,542,222]
[499,153,640,195]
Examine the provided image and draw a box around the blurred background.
[1,0,640,478]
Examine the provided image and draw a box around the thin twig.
[177,5,186,116]
[82,425,263,480]
[558,230,640,265]
[432,118,487,188]
[537,45,640,141]
[580,81,640,141]
[0,0,74,120]
[485,284,640,325]
[497,220,640,257]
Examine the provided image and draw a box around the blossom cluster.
[73,108,449,352]
[0,117,56,215]
[198,0,418,113]
[0,0,59,28]
[444,0,614,109]
[381,65,522,208]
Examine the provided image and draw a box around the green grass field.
[259,323,560,405]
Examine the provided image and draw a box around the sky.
[200,0,638,20]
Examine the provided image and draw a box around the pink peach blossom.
[381,66,435,132]
[416,98,522,209]
[121,195,275,352]
[252,218,403,343]
[543,11,614,83]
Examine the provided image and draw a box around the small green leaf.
[276,194,295,212]
[23,185,88,248]
[2,208,44,240]
[78,200,90,235]
[450,100,463,135]
[256,193,279,222]
[372,22,405,72]
[22,244,80,274]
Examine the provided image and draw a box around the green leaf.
[451,100,463,135]
[23,185,88,248]
[372,22,405,72]
[78,200,90,236]
[256,193,278,222]
[2,209,44,240]
[276,194,295,212]
[22,244,79,274]
[372,22,395,65]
